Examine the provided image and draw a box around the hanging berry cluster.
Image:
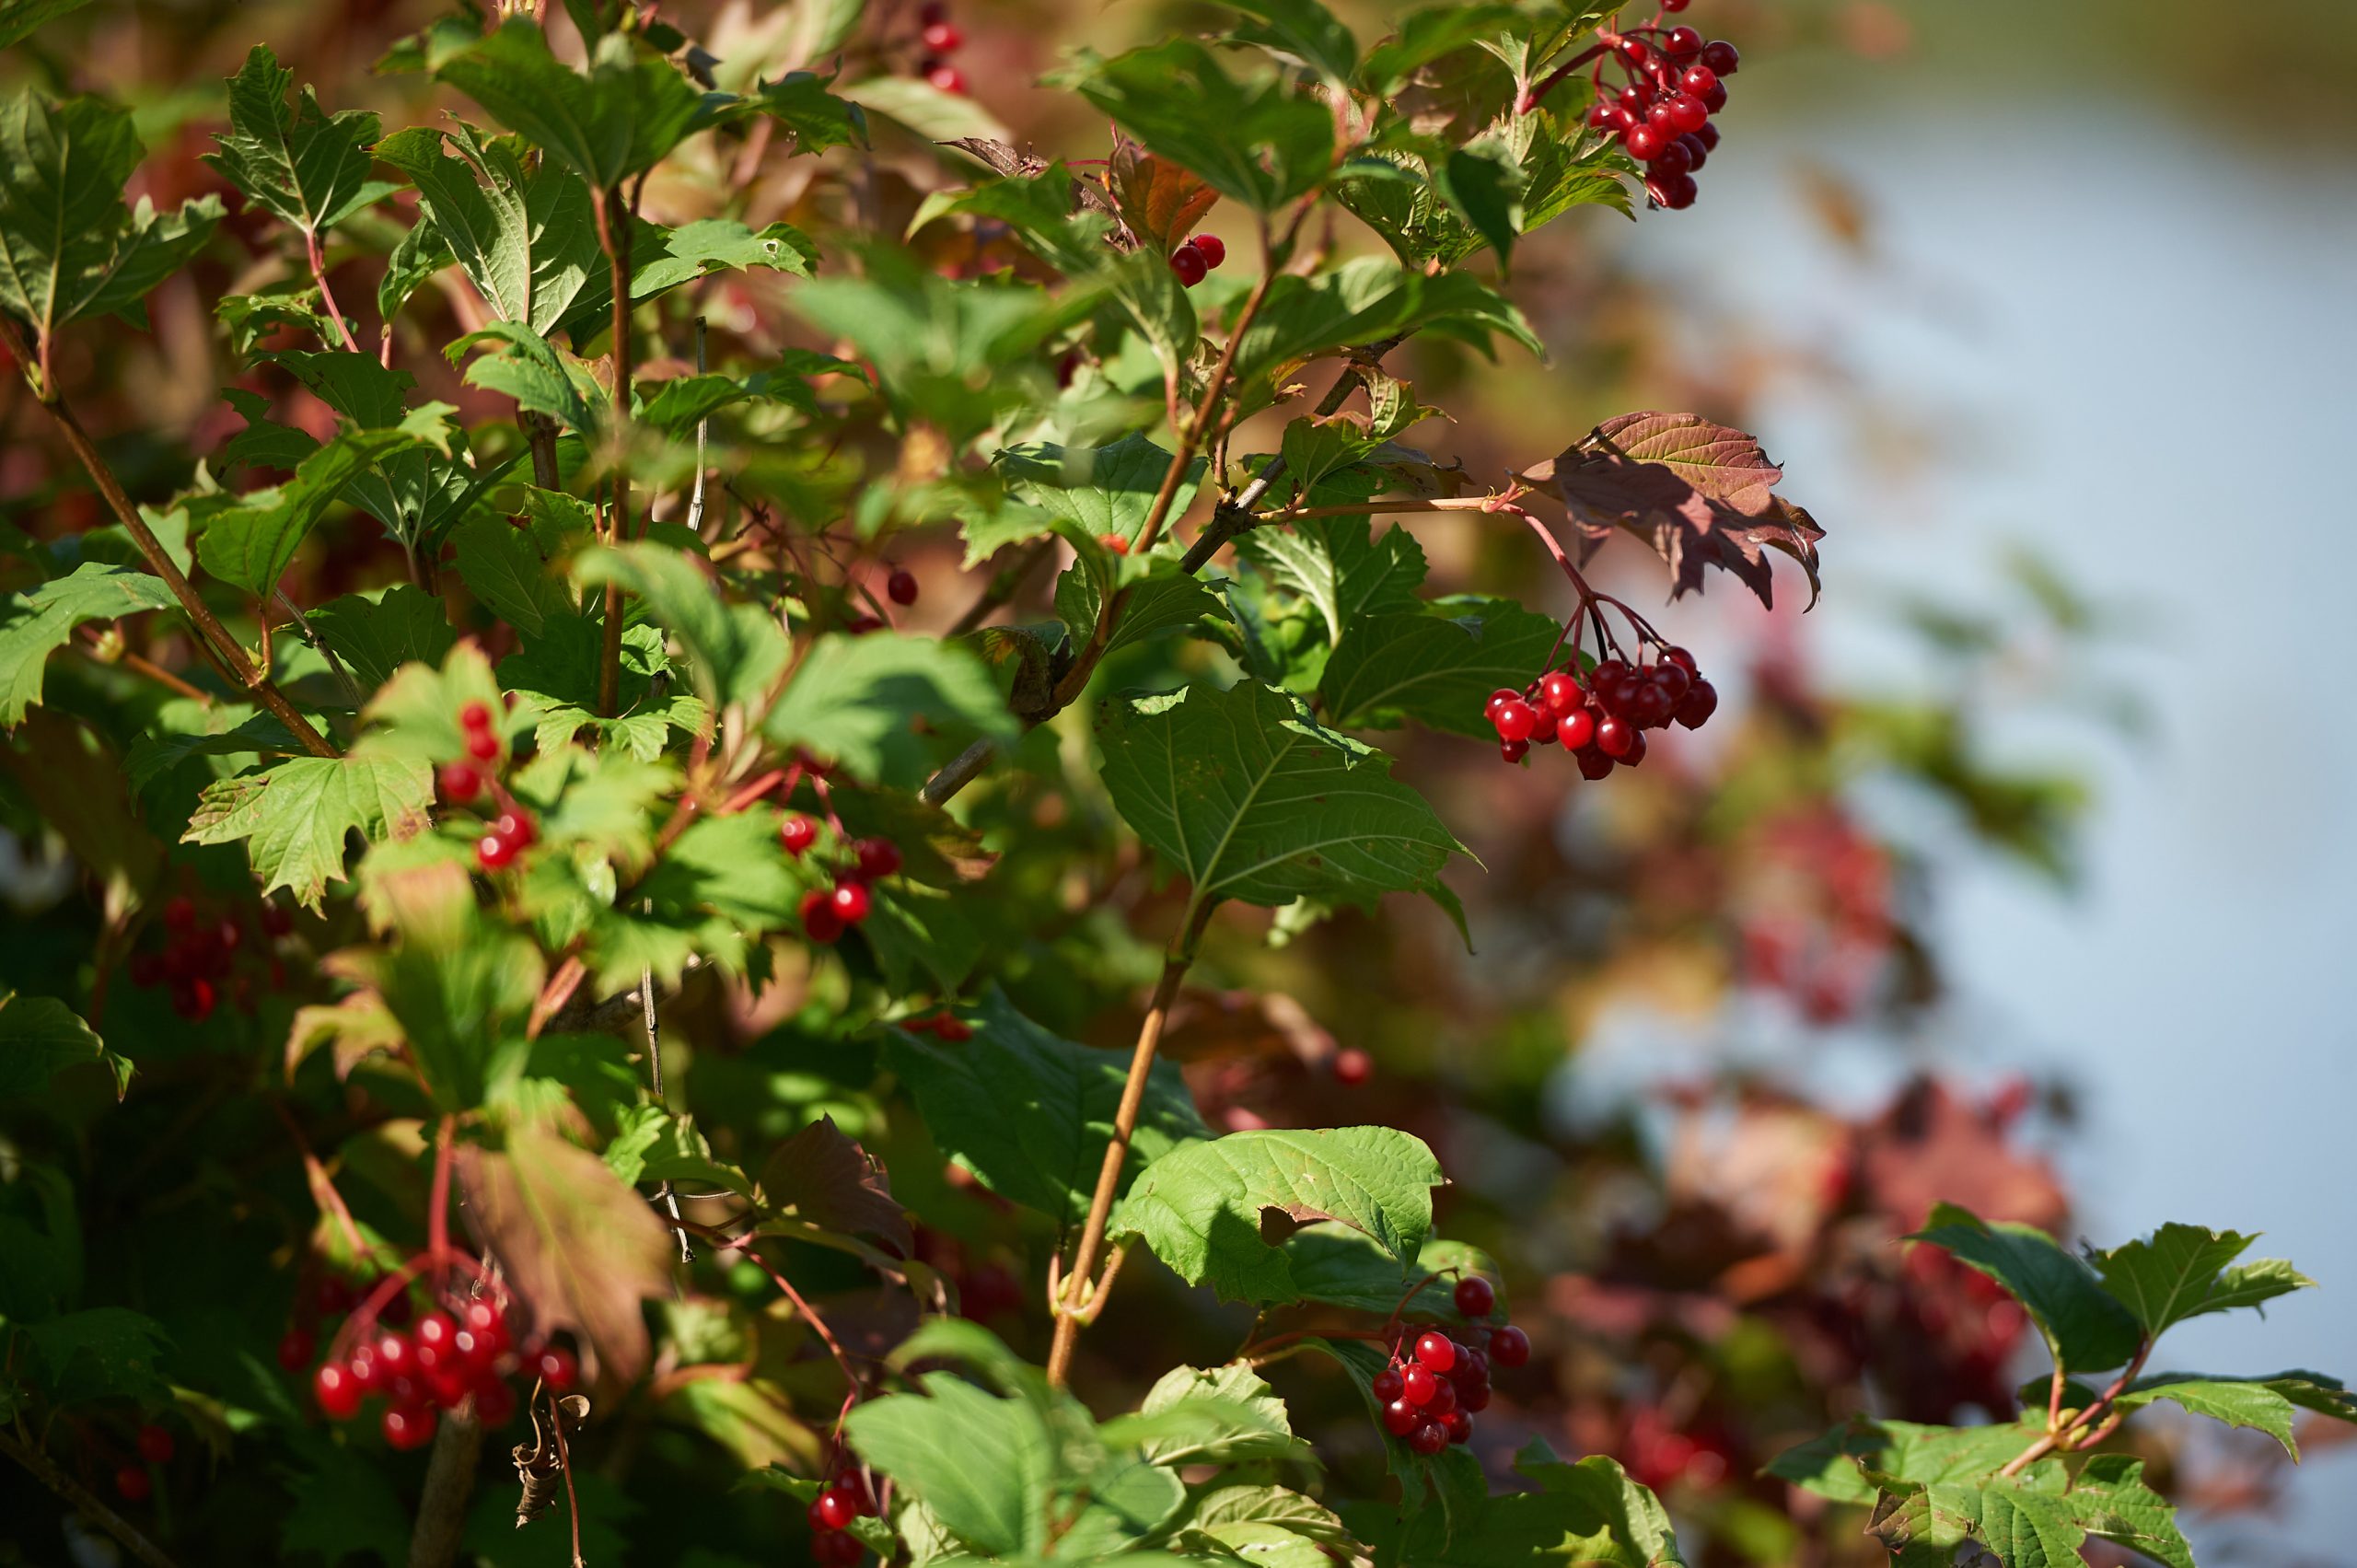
[1521,0,1741,211]
[304,1276,577,1452]
[1370,1277,1529,1455]
[99,1423,176,1504]
[1486,644,1717,775]
[1166,230,1227,288]
[437,698,541,870]
[124,891,293,1021]
[911,1,968,96]
[806,1461,881,1565]
[779,806,900,946]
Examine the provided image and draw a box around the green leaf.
[1181,1484,1353,1549]
[1232,257,1539,381]
[183,755,434,912]
[1357,5,1522,96]
[1221,0,1360,85]
[909,164,1112,277]
[762,630,1017,786]
[2093,1222,2313,1335]
[1056,41,1334,210]
[635,360,830,436]
[0,562,180,726]
[26,1307,169,1407]
[1113,1360,1311,1467]
[259,352,513,552]
[452,513,573,638]
[304,584,458,691]
[1767,1414,2045,1507]
[374,121,599,334]
[0,90,224,340]
[1909,1202,2145,1374]
[0,992,130,1100]
[1371,1440,1686,1566]
[433,19,708,189]
[1436,143,1525,270]
[748,71,868,155]
[1053,538,1227,667]
[202,45,389,236]
[1283,1224,1504,1318]
[575,542,788,714]
[1111,1125,1442,1303]
[885,991,1210,1228]
[844,1374,1055,1559]
[450,320,603,433]
[196,422,447,597]
[2117,1371,2357,1458]
[501,618,700,765]
[1097,679,1466,923]
[1319,599,1565,737]
[1234,515,1427,648]
[1865,1458,2194,1568]
[998,433,1203,550]
[0,0,93,50]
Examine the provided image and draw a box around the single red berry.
[451,1327,498,1372]
[1372,1366,1406,1403]
[534,1345,578,1392]
[1332,1047,1372,1086]
[415,1311,455,1352]
[496,809,537,847]
[924,62,967,94]
[314,1361,363,1420]
[1662,645,1698,673]
[887,568,920,606]
[374,1332,415,1378]
[1557,707,1596,750]
[1701,79,1728,113]
[1586,100,1624,130]
[800,890,845,945]
[1492,697,1538,742]
[1401,1363,1438,1406]
[1678,132,1708,171]
[1591,658,1630,691]
[474,832,516,871]
[781,814,819,855]
[1626,680,1674,727]
[463,727,500,762]
[1422,1375,1457,1417]
[1647,138,1692,178]
[1699,39,1739,75]
[814,1488,858,1530]
[1446,1409,1475,1445]
[425,1364,470,1409]
[1408,1421,1450,1456]
[472,1376,517,1429]
[835,1472,879,1516]
[172,977,216,1023]
[1681,63,1719,97]
[1529,710,1560,746]
[1675,679,1718,729]
[382,1405,436,1451]
[439,761,485,803]
[1097,532,1131,554]
[933,1013,973,1042]
[1414,1331,1457,1373]
[1575,746,1614,781]
[1596,714,1637,758]
[1661,24,1702,58]
[1462,1380,1492,1411]
[1381,1397,1422,1436]
[853,838,902,879]
[830,880,873,924]
[1169,243,1208,287]
[347,1342,383,1390]
[1452,1345,1489,1387]
[1499,738,1529,764]
[844,612,886,635]
[115,1464,151,1502]
[1483,688,1518,723]
[1652,661,1693,703]
[1615,36,1651,67]
[135,1424,175,1465]
[1663,0,1689,9]
[164,894,197,932]
[1538,671,1582,715]
[1694,122,1721,152]
[461,1299,508,1349]
[1664,92,1709,133]
[1620,729,1649,767]
[1191,233,1226,269]
[459,701,493,733]
[1488,1324,1530,1367]
[920,19,961,52]
[1650,171,1700,210]
[1454,1276,1495,1318]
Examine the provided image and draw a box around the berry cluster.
[1166,231,1227,289]
[1581,10,1741,211]
[1484,646,1717,775]
[436,698,541,871]
[780,813,901,945]
[913,1,967,96]
[806,1467,880,1564]
[304,1286,576,1451]
[1370,1277,1530,1455]
[126,892,294,1021]
[108,1423,175,1502]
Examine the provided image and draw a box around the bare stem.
[592,187,635,718]
[305,228,366,354]
[0,1427,184,1568]
[2000,1337,2153,1480]
[405,1410,484,1568]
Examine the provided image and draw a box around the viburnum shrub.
[0,2,2345,1566]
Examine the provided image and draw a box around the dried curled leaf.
[1520,412,1825,609]
[1110,137,1218,256]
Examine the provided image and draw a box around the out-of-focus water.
[1618,89,2357,1556]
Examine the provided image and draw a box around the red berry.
[462,1299,508,1350]
[1191,234,1226,269]
[347,1343,382,1389]
[382,1404,436,1450]
[1461,1380,1492,1411]
[1590,658,1630,691]
[1402,1364,1438,1406]
[1484,687,1518,722]
[1615,36,1651,67]
[1649,172,1699,211]
[924,62,967,94]
[1653,661,1693,702]
[1661,25,1702,58]
[933,1013,973,1042]
[171,977,216,1023]
[1097,532,1130,554]
[164,895,197,932]
[1445,1409,1475,1445]
[1422,1375,1457,1417]
[801,890,845,945]
[474,832,516,871]
[459,701,493,732]
[1558,708,1596,750]
[1663,0,1689,9]
[314,1361,363,1420]
[853,838,902,879]
[1681,64,1719,97]
[1529,710,1560,746]
[1678,132,1709,171]
[815,1530,864,1566]
[135,1424,174,1464]
[1694,122,1721,152]
[1647,138,1691,178]
[1488,1324,1530,1367]
[1372,1366,1406,1403]
[425,1364,470,1409]
[1169,243,1207,287]
[534,1345,578,1392]
[1492,697,1538,742]
[1538,671,1582,715]
[1407,1421,1449,1456]
[1454,1276,1495,1318]
[494,810,536,847]
[1498,738,1529,764]
[830,880,872,924]
[374,1332,415,1378]
[1701,79,1728,113]
[472,1376,517,1429]
[887,568,919,606]
[1620,729,1648,767]
[1381,1397,1422,1436]
[1587,101,1622,130]
[463,726,500,762]
[1332,1047,1372,1086]
[1664,92,1708,133]
[415,1311,455,1351]
[115,1464,151,1502]
[781,814,819,855]
[1414,1331,1457,1373]
[813,1488,858,1530]
[920,19,961,52]
[1627,680,1674,727]
[1699,39,1739,75]
[1624,122,1671,162]
[452,1327,498,1372]
[1663,645,1698,673]
[1675,679,1718,729]
[438,762,483,803]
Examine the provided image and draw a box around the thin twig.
[592,185,635,718]
[0,1427,183,1568]
[686,317,710,536]
[547,1389,586,1568]
[276,588,365,707]
[641,968,692,1266]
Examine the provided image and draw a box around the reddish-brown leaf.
[1110,138,1219,257]
[1521,411,1824,608]
[458,1124,675,1387]
[759,1117,911,1254]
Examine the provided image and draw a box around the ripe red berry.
[1700,39,1739,75]
[1169,243,1208,287]
[1615,36,1651,67]
[1492,697,1538,742]
[314,1361,363,1420]
[462,1299,508,1350]
[1097,532,1131,554]
[1649,172,1699,211]
[920,19,961,52]
[1591,658,1630,691]
[1372,1366,1405,1403]
[415,1311,455,1351]
[1422,1376,1457,1418]
[382,1404,436,1450]
[1190,233,1226,269]
[459,701,493,732]
[1652,661,1693,702]
[887,568,919,606]
[171,977,216,1023]
[374,1332,415,1378]
[1445,1409,1475,1445]
[1557,707,1596,751]
[1414,1331,1457,1373]
[135,1424,175,1464]
[1454,1276,1495,1318]
[813,1488,858,1530]
[1574,745,1614,779]
[815,1532,864,1567]
[1620,729,1648,767]
[1488,1324,1530,1367]
[534,1345,578,1392]
[1627,680,1674,727]
[1700,79,1728,113]
[1678,132,1709,171]
[1587,101,1623,130]
[933,1013,973,1042]
[1663,0,1689,8]
[1596,715,1639,759]
[1662,645,1698,673]
[1681,64,1719,97]
[1661,25,1702,58]
[1538,671,1582,715]
[1694,122,1721,152]
[1332,1047,1372,1086]
[1647,138,1692,178]
[1401,1363,1438,1406]
[474,832,516,871]
[853,838,902,879]
[495,809,537,847]
[1664,92,1709,133]
[1381,1397,1421,1436]
[462,726,499,762]
[1529,710,1560,746]
[800,890,845,945]
[1461,1380,1492,1411]
[1484,688,1518,723]
[781,814,819,855]
[924,62,967,94]
[1407,1421,1450,1456]
[1675,678,1718,729]
[830,880,873,924]
[115,1464,151,1501]
[1624,122,1670,164]
[1498,738,1529,764]
[438,762,483,803]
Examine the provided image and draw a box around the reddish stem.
[305,229,366,355]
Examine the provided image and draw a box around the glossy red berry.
[1381,1397,1422,1436]
[1445,1409,1475,1445]
[1557,707,1596,750]
[1615,36,1651,67]
[1620,729,1648,767]
[1694,122,1721,152]
[1414,1331,1457,1372]
[415,1311,455,1351]
[1661,25,1702,58]
[1332,1047,1372,1086]
[813,1488,858,1530]
[800,890,844,945]
[1372,1366,1406,1403]
[883,568,921,608]
[1492,697,1538,742]
[1699,39,1739,75]
[1647,138,1691,178]
[1422,1375,1457,1417]
[853,838,902,879]
[1652,661,1693,702]
[1407,1421,1450,1456]
[1624,123,1671,162]
[1461,1380,1492,1411]
[1574,746,1615,781]
[1488,1324,1530,1367]
[474,832,517,871]
[1499,738,1529,764]
[314,1361,363,1420]
[1591,658,1630,691]
[135,1424,175,1464]
[1538,671,1582,715]
[1678,132,1709,171]
[781,814,819,855]
[1627,680,1674,727]
[1453,1276,1495,1318]
[1649,172,1699,211]
[373,1332,415,1378]
[1401,1363,1438,1406]
[1169,243,1208,287]
[459,701,493,732]
[462,1299,508,1349]
[830,880,873,924]
[438,762,483,803]
[1484,688,1518,723]
[1675,679,1718,729]
[382,1404,436,1450]
[1701,79,1728,113]
[463,726,501,761]
[1587,100,1624,130]
[534,1345,578,1392]
[115,1464,151,1501]
[1184,233,1226,271]
[494,809,536,847]
[1663,0,1689,8]
[1662,645,1698,673]
[924,62,967,94]
[1680,64,1719,97]
[1664,92,1709,133]
[920,19,961,52]
[1596,714,1637,759]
